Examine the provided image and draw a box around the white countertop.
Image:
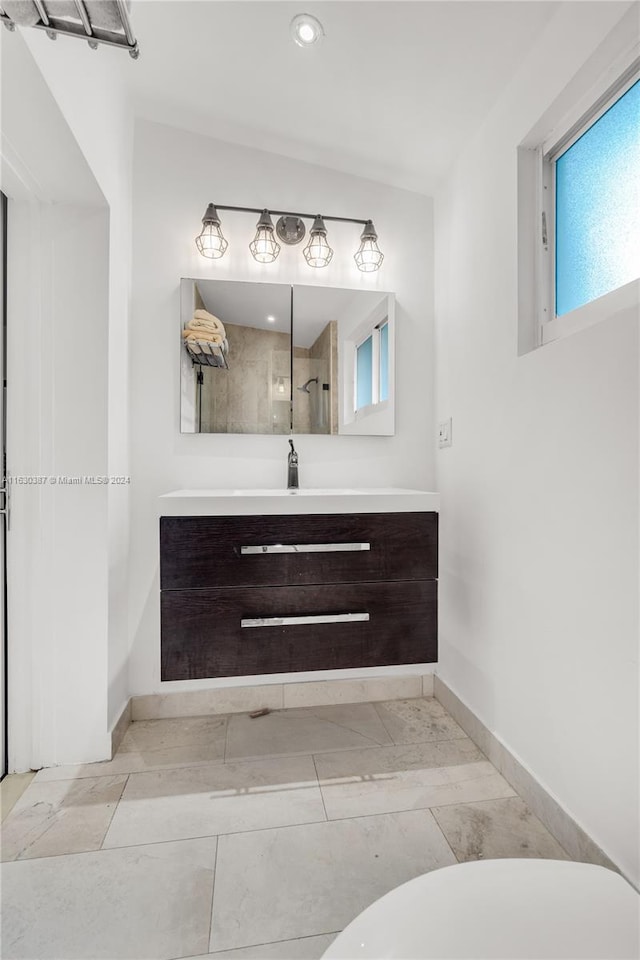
[159,488,439,516]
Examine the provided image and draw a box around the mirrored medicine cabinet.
[180,278,395,436]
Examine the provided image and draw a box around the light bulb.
[290,13,324,46]
[303,215,333,268]
[195,203,228,259]
[354,220,384,272]
[249,210,280,264]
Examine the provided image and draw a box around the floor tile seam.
[290,714,393,749]
[200,930,342,960]
[224,739,397,763]
[223,716,229,763]
[207,835,219,953]
[424,806,462,865]
[99,774,130,850]
[20,750,491,801]
[315,786,520,823]
[428,792,536,816]
[211,802,479,840]
[370,700,397,742]
[118,757,490,804]
[29,731,472,780]
[107,807,337,851]
[232,704,396,749]
[1,831,221,866]
[311,754,329,823]
[114,752,317,780]
[298,731,477,763]
[30,757,229,783]
[31,733,476,780]
[312,755,495,782]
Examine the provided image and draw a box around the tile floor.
[1,696,569,959]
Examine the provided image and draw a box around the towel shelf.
[185,338,229,369]
[0,0,139,57]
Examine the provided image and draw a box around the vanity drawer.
[161,579,437,680]
[160,512,438,590]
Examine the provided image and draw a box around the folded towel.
[183,330,224,345]
[189,310,226,338]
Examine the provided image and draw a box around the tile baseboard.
[433,675,621,879]
[110,700,131,758]
[131,673,435,722]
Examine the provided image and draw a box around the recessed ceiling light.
[290,13,324,47]
[266,315,276,323]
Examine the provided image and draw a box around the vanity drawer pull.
[240,542,371,555]
[241,612,370,628]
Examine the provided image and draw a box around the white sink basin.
[160,487,439,516]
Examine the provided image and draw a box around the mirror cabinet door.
[180,278,292,434]
[292,285,394,437]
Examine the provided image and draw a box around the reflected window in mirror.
[354,317,389,412]
[356,335,373,409]
[380,321,389,402]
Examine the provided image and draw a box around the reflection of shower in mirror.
[296,376,330,432]
[297,377,318,393]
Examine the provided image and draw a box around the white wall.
[435,2,639,885]
[129,119,435,695]
[1,32,113,766]
[20,30,134,731]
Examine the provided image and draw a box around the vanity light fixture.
[249,209,281,263]
[195,204,228,259]
[303,215,333,268]
[195,204,384,272]
[290,13,324,46]
[354,220,384,272]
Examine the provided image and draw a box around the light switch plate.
[438,417,452,448]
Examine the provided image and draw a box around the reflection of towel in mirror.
[186,310,226,338]
[183,330,224,345]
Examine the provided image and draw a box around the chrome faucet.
[287,439,299,490]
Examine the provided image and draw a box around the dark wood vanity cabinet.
[160,512,438,680]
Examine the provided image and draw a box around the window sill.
[541,279,639,346]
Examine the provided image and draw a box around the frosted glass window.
[356,335,373,409]
[555,79,640,317]
[379,322,389,402]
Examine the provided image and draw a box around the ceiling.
[196,277,386,346]
[129,1,562,195]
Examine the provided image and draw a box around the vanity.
[160,489,439,681]
[166,278,438,682]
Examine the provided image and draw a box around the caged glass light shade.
[249,210,281,263]
[354,220,384,272]
[195,204,228,259]
[303,216,333,267]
